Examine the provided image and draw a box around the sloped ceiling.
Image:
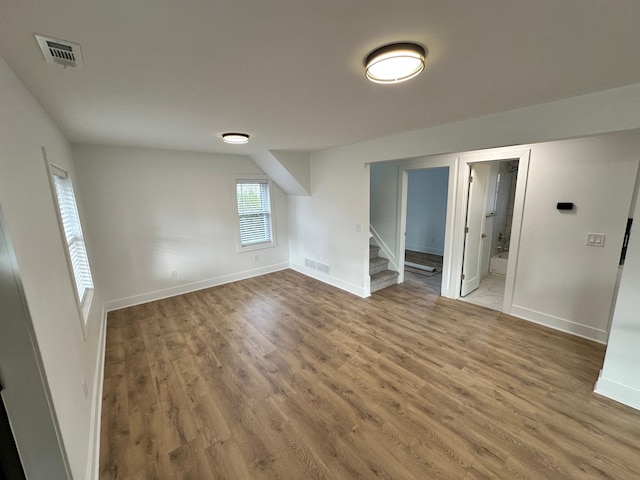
[0,0,639,156]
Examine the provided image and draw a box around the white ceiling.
[1,0,639,156]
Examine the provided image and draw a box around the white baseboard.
[594,371,640,411]
[87,305,108,480]
[290,262,366,298]
[405,244,444,256]
[510,305,608,344]
[104,263,289,312]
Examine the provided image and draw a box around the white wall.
[370,161,400,261]
[596,186,640,410]
[72,145,290,308]
[289,88,640,350]
[290,84,640,299]
[405,168,448,256]
[0,55,105,479]
[288,154,370,296]
[322,83,640,165]
[509,132,640,342]
[370,134,639,341]
[0,209,68,479]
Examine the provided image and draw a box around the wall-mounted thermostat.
[557,202,574,210]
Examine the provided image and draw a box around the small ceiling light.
[222,133,250,144]
[365,42,426,84]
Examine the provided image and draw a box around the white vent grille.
[316,262,330,274]
[305,258,330,274]
[35,34,84,69]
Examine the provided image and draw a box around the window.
[50,165,94,312]
[235,177,275,250]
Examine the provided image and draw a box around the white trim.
[394,164,409,283]
[451,148,531,314]
[594,372,640,411]
[86,306,108,480]
[49,163,68,179]
[606,265,625,341]
[81,288,94,320]
[397,155,458,298]
[397,168,408,284]
[290,262,366,298]
[501,150,530,314]
[363,163,372,297]
[369,225,398,272]
[232,174,277,253]
[43,149,88,340]
[510,305,608,344]
[104,263,289,311]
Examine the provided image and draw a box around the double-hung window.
[50,164,94,317]
[235,177,275,251]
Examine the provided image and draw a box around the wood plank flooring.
[100,269,640,479]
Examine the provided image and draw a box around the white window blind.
[236,179,273,247]
[52,168,94,305]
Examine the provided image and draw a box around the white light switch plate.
[586,233,606,247]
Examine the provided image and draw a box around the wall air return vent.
[35,34,84,69]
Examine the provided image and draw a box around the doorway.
[460,160,520,310]
[454,149,530,314]
[403,168,449,293]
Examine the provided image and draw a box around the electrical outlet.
[171,270,178,279]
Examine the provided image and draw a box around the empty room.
[1,1,640,479]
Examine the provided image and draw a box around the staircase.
[370,244,399,293]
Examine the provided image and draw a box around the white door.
[461,164,490,296]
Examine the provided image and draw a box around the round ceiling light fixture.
[222,133,250,144]
[365,42,426,84]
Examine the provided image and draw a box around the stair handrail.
[369,225,400,273]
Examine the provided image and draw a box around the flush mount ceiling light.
[222,133,250,144]
[365,42,426,84]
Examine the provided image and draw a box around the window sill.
[80,288,94,323]
[237,240,277,253]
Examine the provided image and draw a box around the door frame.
[397,155,459,298]
[451,148,531,313]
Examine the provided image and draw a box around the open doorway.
[369,156,456,298]
[403,168,449,294]
[460,160,519,310]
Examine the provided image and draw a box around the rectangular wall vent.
[305,258,330,274]
[35,34,84,69]
[316,262,330,274]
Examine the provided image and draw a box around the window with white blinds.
[236,178,274,249]
[51,166,94,306]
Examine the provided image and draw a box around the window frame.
[46,161,94,333]
[232,174,277,253]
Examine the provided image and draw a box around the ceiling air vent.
[35,34,84,69]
